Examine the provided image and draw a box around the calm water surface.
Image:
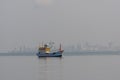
[0,55,120,80]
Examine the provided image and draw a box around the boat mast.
[59,44,62,51]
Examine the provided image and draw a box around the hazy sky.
[0,0,120,52]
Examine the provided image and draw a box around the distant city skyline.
[5,41,120,53]
[64,42,120,52]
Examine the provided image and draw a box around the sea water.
[0,55,120,80]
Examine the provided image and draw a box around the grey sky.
[0,0,120,52]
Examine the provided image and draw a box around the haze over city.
[1,0,120,52]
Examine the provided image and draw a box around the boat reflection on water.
[37,57,63,80]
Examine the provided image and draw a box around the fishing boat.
[36,43,64,57]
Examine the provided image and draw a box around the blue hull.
[36,51,62,57]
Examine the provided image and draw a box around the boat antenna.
[42,41,44,47]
